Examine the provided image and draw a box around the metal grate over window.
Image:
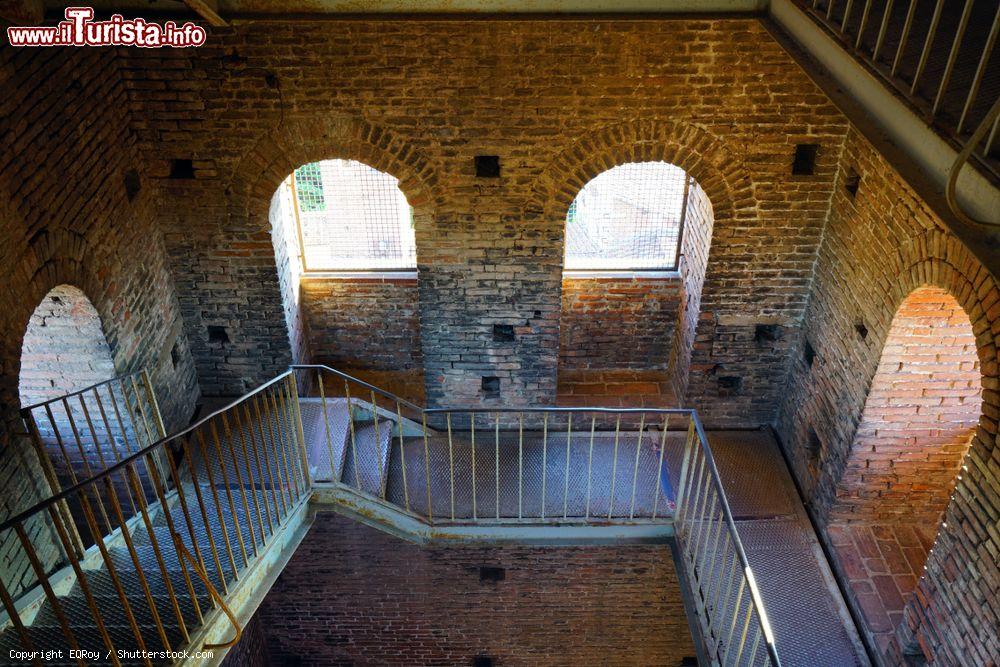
[291,159,416,271]
[564,162,689,271]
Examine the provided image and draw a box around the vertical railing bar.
[931,0,975,116]
[735,594,755,665]
[24,413,83,557]
[701,496,727,610]
[517,413,524,520]
[191,432,239,585]
[607,415,621,519]
[208,420,250,568]
[13,523,84,664]
[274,378,302,499]
[120,462,190,644]
[563,414,572,520]
[495,413,500,520]
[91,388,138,515]
[724,578,748,659]
[651,416,669,519]
[77,394,127,522]
[910,0,945,95]
[143,449,205,625]
[825,0,835,22]
[708,532,738,645]
[226,409,268,546]
[259,392,293,511]
[345,380,361,492]
[219,414,259,557]
[140,370,167,439]
[629,414,646,519]
[748,622,764,667]
[421,412,434,521]
[872,0,894,61]
[42,403,80,491]
[957,6,1000,134]
[369,390,386,499]
[105,380,137,462]
[853,0,873,50]
[891,0,918,76]
[0,570,38,663]
[318,370,336,481]
[397,401,411,513]
[166,448,209,579]
[688,465,714,567]
[447,412,455,520]
[470,411,477,520]
[73,481,153,665]
[180,436,229,594]
[132,374,167,484]
[287,374,311,492]
[585,416,595,519]
[541,413,548,519]
[101,477,173,653]
[270,388,299,501]
[59,398,113,532]
[245,401,283,524]
[839,0,854,33]
[679,425,705,527]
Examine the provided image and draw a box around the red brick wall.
[776,128,999,665]
[829,286,981,524]
[301,276,423,372]
[241,513,695,666]
[559,276,682,370]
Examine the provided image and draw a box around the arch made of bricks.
[830,285,982,525]
[832,230,999,664]
[527,119,755,401]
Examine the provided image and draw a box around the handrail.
[689,411,779,665]
[292,364,424,414]
[18,370,147,416]
[0,369,295,535]
[947,95,1000,228]
[172,532,242,650]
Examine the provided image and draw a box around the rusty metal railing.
[0,371,309,665]
[796,0,999,181]
[294,363,781,665]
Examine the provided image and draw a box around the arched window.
[564,162,689,271]
[287,159,416,272]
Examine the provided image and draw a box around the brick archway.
[529,120,752,405]
[820,231,999,663]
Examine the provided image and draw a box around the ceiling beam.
[182,0,227,27]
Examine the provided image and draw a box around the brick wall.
[829,286,981,524]
[559,276,681,370]
[0,46,200,594]
[119,18,846,421]
[776,128,999,665]
[233,513,696,666]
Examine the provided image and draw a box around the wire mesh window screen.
[564,162,688,271]
[293,159,416,271]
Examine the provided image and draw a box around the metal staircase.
[1,365,791,666]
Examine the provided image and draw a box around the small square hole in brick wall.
[482,376,500,394]
[169,159,196,179]
[681,659,698,667]
[791,144,819,175]
[844,169,861,198]
[803,339,816,367]
[170,341,181,368]
[754,323,783,343]
[718,376,742,395]
[475,155,501,178]
[479,566,505,582]
[124,169,141,201]
[493,324,515,342]
[207,325,229,345]
[473,657,495,667]
[855,322,869,340]
[807,428,823,465]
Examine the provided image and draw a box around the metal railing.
[0,371,309,664]
[2,364,780,665]
[796,0,1000,181]
[294,364,781,665]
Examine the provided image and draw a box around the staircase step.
[300,399,352,482]
[341,420,394,496]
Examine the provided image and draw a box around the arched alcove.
[556,162,715,407]
[827,285,982,654]
[269,158,425,402]
[19,284,116,409]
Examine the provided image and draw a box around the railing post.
[289,373,312,490]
